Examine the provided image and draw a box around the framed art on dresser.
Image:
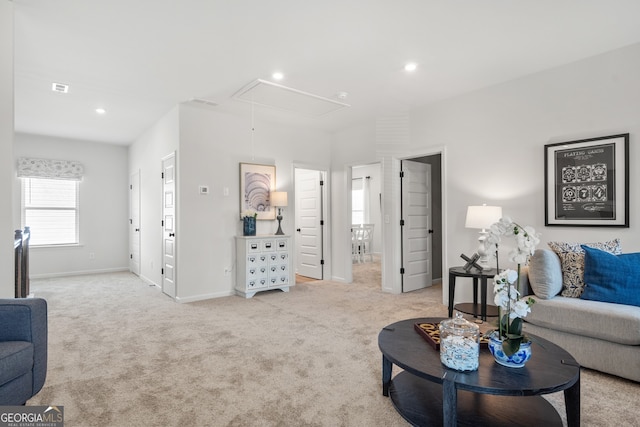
[239,162,276,220]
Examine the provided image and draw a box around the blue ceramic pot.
[243,217,256,236]
[488,333,532,368]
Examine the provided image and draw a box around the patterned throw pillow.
[547,239,622,298]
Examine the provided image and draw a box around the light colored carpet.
[28,261,639,426]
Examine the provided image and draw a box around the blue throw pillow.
[580,245,640,307]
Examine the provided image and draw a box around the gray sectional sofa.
[521,248,640,383]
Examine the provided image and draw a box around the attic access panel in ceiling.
[233,79,350,116]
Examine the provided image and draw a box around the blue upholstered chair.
[0,298,47,405]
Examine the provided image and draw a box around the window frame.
[21,177,80,247]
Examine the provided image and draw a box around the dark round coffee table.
[378,317,580,427]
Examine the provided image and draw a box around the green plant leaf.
[500,314,510,331]
[502,336,523,357]
[510,317,523,336]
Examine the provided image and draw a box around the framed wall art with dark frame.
[239,162,276,220]
[544,133,629,227]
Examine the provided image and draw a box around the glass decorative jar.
[439,312,480,371]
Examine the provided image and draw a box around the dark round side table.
[448,266,499,321]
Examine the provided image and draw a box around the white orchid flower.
[511,299,532,318]
[494,292,510,310]
[505,269,518,284]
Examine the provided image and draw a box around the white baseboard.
[175,290,235,303]
[30,267,130,279]
[138,274,159,288]
[139,277,234,302]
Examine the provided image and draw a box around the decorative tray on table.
[413,322,490,350]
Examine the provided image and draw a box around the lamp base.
[275,214,284,235]
[477,231,492,268]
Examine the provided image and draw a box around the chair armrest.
[0,298,48,394]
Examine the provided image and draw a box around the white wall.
[128,107,179,287]
[0,1,14,297]
[13,133,130,277]
[177,105,332,301]
[130,104,332,302]
[14,40,638,304]
[332,42,640,304]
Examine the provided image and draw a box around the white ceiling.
[12,0,640,146]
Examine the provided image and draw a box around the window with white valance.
[18,157,83,246]
[17,157,84,181]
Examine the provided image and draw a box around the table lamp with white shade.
[465,204,502,268]
[271,191,288,235]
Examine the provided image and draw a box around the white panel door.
[294,168,323,279]
[162,153,176,298]
[401,160,432,292]
[129,170,140,276]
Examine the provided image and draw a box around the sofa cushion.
[581,246,640,307]
[547,239,621,298]
[524,295,640,345]
[528,249,563,299]
[0,341,33,386]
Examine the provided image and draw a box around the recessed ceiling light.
[404,62,418,72]
[95,108,106,115]
[272,72,284,80]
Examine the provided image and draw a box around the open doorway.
[293,167,328,283]
[400,154,443,291]
[350,163,382,286]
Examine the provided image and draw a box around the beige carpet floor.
[28,260,639,426]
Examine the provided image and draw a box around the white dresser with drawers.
[235,235,292,298]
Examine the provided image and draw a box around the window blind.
[22,178,79,246]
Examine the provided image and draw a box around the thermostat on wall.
[199,185,209,195]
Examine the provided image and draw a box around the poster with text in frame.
[544,134,629,227]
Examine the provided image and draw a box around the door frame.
[378,147,446,300]
[129,169,141,276]
[161,151,177,299]
[400,159,433,293]
[292,163,331,281]
[346,161,383,284]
